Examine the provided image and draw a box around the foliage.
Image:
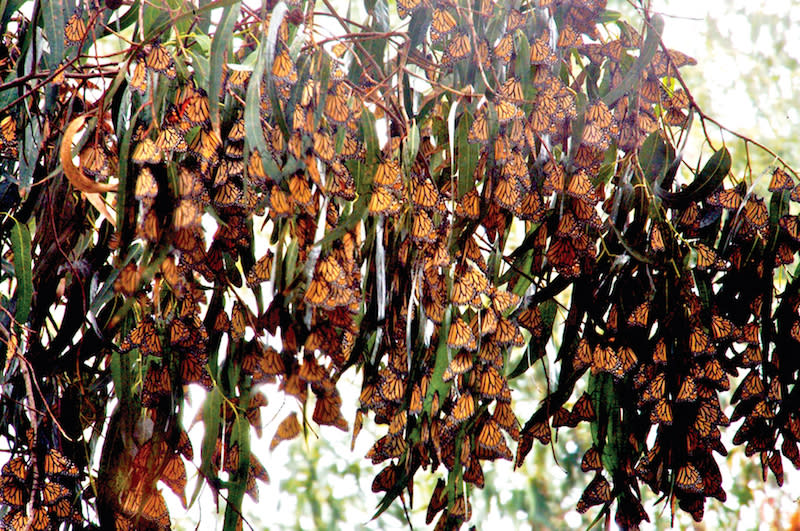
[0,0,798,529]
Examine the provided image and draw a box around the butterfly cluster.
[3,0,800,529]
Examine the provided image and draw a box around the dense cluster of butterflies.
[3,0,800,529]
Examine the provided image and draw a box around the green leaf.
[602,13,664,106]
[208,1,241,133]
[223,414,250,530]
[244,9,282,183]
[10,218,31,325]
[402,120,420,170]
[656,147,731,208]
[456,111,480,199]
[638,132,673,183]
[425,306,452,411]
[41,0,65,70]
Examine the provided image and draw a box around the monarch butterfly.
[645,223,665,253]
[160,455,187,504]
[648,398,672,426]
[542,159,566,193]
[494,176,521,210]
[323,91,349,124]
[576,474,612,513]
[476,420,511,460]
[131,138,162,165]
[373,159,401,187]
[451,391,475,423]
[120,317,160,356]
[778,215,800,241]
[624,300,649,328]
[506,8,527,32]
[783,439,800,470]
[410,210,436,242]
[580,447,602,472]
[312,129,335,162]
[571,338,593,371]
[566,169,595,203]
[340,132,364,160]
[517,308,543,337]
[571,393,595,423]
[676,202,700,231]
[590,345,619,377]
[710,315,735,340]
[271,48,297,83]
[0,114,17,152]
[494,134,511,165]
[368,186,402,216]
[0,476,25,506]
[676,376,698,402]
[444,31,471,65]
[270,413,301,450]
[491,289,520,315]
[177,85,211,127]
[396,0,423,18]
[477,341,502,368]
[366,434,406,464]
[743,197,769,229]
[268,186,293,217]
[649,49,697,78]
[128,60,148,94]
[132,168,158,202]
[695,242,723,270]
[760,451,784,486]
[180,348,212,388]
[493,33,514,63]
[430,8,457,43]
[43,449,79,478]
[741,344,762,367]
[493,317,524,348]
[379,369,406,402]
[173,199,202,230]
[64,9,87,46]
[451,265,487,305]
[230,302,248,341]
[371,465,399,493]
[557,24,583,49]
[288,175,313,207]
[2,457,27,482]
[442,351,473,382]
[155,125,187,152]
[141,364,171,406]
[145,41,176,79]
[649,338,667,365]
[530,31,557,65]
[737,321,760,344]
[495,99,524,124]
[492,401,520,440]
[246,251,273,287]
[582,101,615,148]
[467,110,489,144]
[313,391,348,431]
[225,67,252,92]
[463,455,485,488]
[546,237,581,278]
[689,326,709,356]
[447,318,477,351]
[733,370,765,403]
[612,346,635,376]
[675,463,704,493]
[640,372,666,403]
[475,366,505,402]
[411,175,441,210]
